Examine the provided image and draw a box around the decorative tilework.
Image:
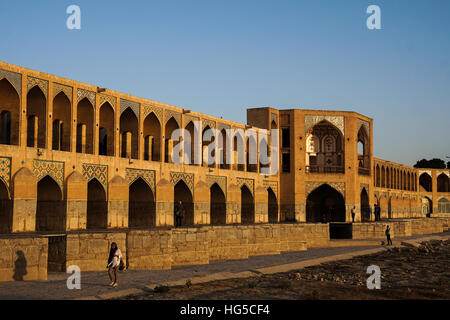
[125,168,156,193]
[99,94,116,110]
[206,175,227,197]
[27,76,48,98]
[237,177,254,195]
[218,123,230,131]
[120,98,140,119]
[183,114,199,126]
[305,115,344,136]
[143,104,163,123]
[263,180,278,198]
[0,157,11,189]
[202,119,216,130]
[0,69,22,95]
[360,183,369,194]
[270,113,278,125]
[170,171,194,193]
[33,159,65,192]
[305,181,346,199]
[437,171,450,178]
[77,88,96,107]
[165,109,181,127]
[418,170,432,177]
[82,163,108,190]
[53,83,73,103]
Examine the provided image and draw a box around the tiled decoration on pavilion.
[270,113,278,126]
[77,88,96,107]
[170,171,194,193]
[33,159,65,191]
[143,104,163,123]
[202,118,216,130]
[0,69,22,95]
[183,114,199,127]
[360,183,370,194]
[263,180,278,198]
[357,118,370,136]
[125,168,156,194]
[27,76,48,98]
[99,94,116,110]
[53,83,73,103]
[165,109,181,127]
[237,177,254,195]
[120,98,140,119]
[305,115,345,136]
[0,157,11,189]
[217,123,230,131]
[82,163,108,190]
[206,175,227,197]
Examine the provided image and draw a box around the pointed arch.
[174,180,194,226]
[360,187,370,222]
[52,91,71,151]
[268,187,278,223]
[184,121,196,165]
[87,178,107,230]
[99,101,115,156]
[0,78,20,145]
[306,183,346,222]
[76,97,94,154]
[0,178,12,233]
[129,177,155,228]
[120,107,139,159]
[210,182,226,225]
[36,175,65,232]
[165,116,180,163]
[143,111,161,161]
[27,85,47,148]
[419,173,432,192]
[241,184,255,224]
[437,173,449,193]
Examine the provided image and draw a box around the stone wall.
[0,235,47,282]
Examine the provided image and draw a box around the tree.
[414,158,446,169]
[447,161,450,169]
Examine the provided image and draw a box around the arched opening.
[246,135,257,172]
[210,183,226,225]
[0,79,20,145]
[306,184,345,222]
[375,165,380,187]
[86,179,107,230]
[0,179,12,233]
[202,126,215,168]
[233,131,245,171]
[219,128,229,169]
[26,86,46,148]
[174,180,193,226]
[129,178,155,228]
[36,176,65,232]
[241,185,255,224]
[438,198,450,214]
[165,117,180,163]
[421,196,432,216]
[419,173,432,192]
[268,187,278,223]
[52,92,71,151]
[381,166,386,188]
[76,98,94,154]
[360,188,370,222]
[357,127,370,174]
[143,112,161,161]
[407,172,411,191]
[99,102,114,156]
[120,108,139,159]
[437,174,449,192]
[184,121,196,165]
[387,167,391,189]
[306,121,344,173]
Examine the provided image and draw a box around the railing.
[306,165,345,174]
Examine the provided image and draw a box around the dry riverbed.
[117,239,450,300]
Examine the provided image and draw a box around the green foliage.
[414,158,446,169]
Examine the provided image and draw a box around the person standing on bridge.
[175,200,185,227]
[351,206,356,223]
[385,225,393,246]
[107,242,122,288]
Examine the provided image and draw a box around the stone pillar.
[125,131,132,159]
[227,183,240,224]
[65,171,87,230]
[78,123,86,153]
[194,181,209,225]
[108,175,128,228]
[167,139,173,163]
[146,135,153,161]
[155,178,174,226]
[12,168,37,232]
[255,185,268,223]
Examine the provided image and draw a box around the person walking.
[175,200,184,227]
[351,206,356,223]
[385,225,392,246]
[107,242,122,288]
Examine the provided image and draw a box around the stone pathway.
[0,231,448,300]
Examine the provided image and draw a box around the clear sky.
[1,0,449,166]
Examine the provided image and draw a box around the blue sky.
[0,0,449,166]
